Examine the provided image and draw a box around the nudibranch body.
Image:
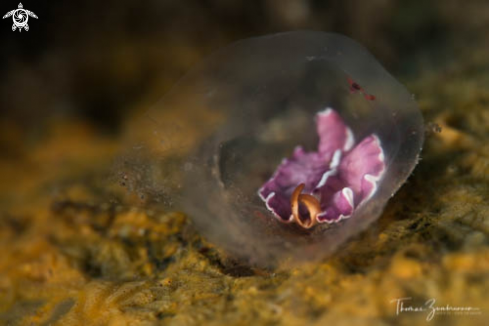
[259,108,385,229]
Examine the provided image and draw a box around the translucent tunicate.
[119,31,424,267]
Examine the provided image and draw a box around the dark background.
[0,0,483,141]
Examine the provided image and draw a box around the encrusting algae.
[1,58,489,325]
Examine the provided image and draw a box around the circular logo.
[13,9,28,28]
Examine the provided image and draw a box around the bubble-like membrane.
[122,31,424,267]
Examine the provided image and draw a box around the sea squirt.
[136,31,424,267]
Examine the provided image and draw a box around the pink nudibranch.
[258,108,386,229]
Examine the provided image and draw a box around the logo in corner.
[3,3,37,32]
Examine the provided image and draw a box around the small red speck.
[347,76,375,101]
[254,211,268,220]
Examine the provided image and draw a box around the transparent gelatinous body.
[126,31,424,267]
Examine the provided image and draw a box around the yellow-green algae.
[2,41,489,326]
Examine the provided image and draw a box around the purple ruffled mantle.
[258,108,385,228]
